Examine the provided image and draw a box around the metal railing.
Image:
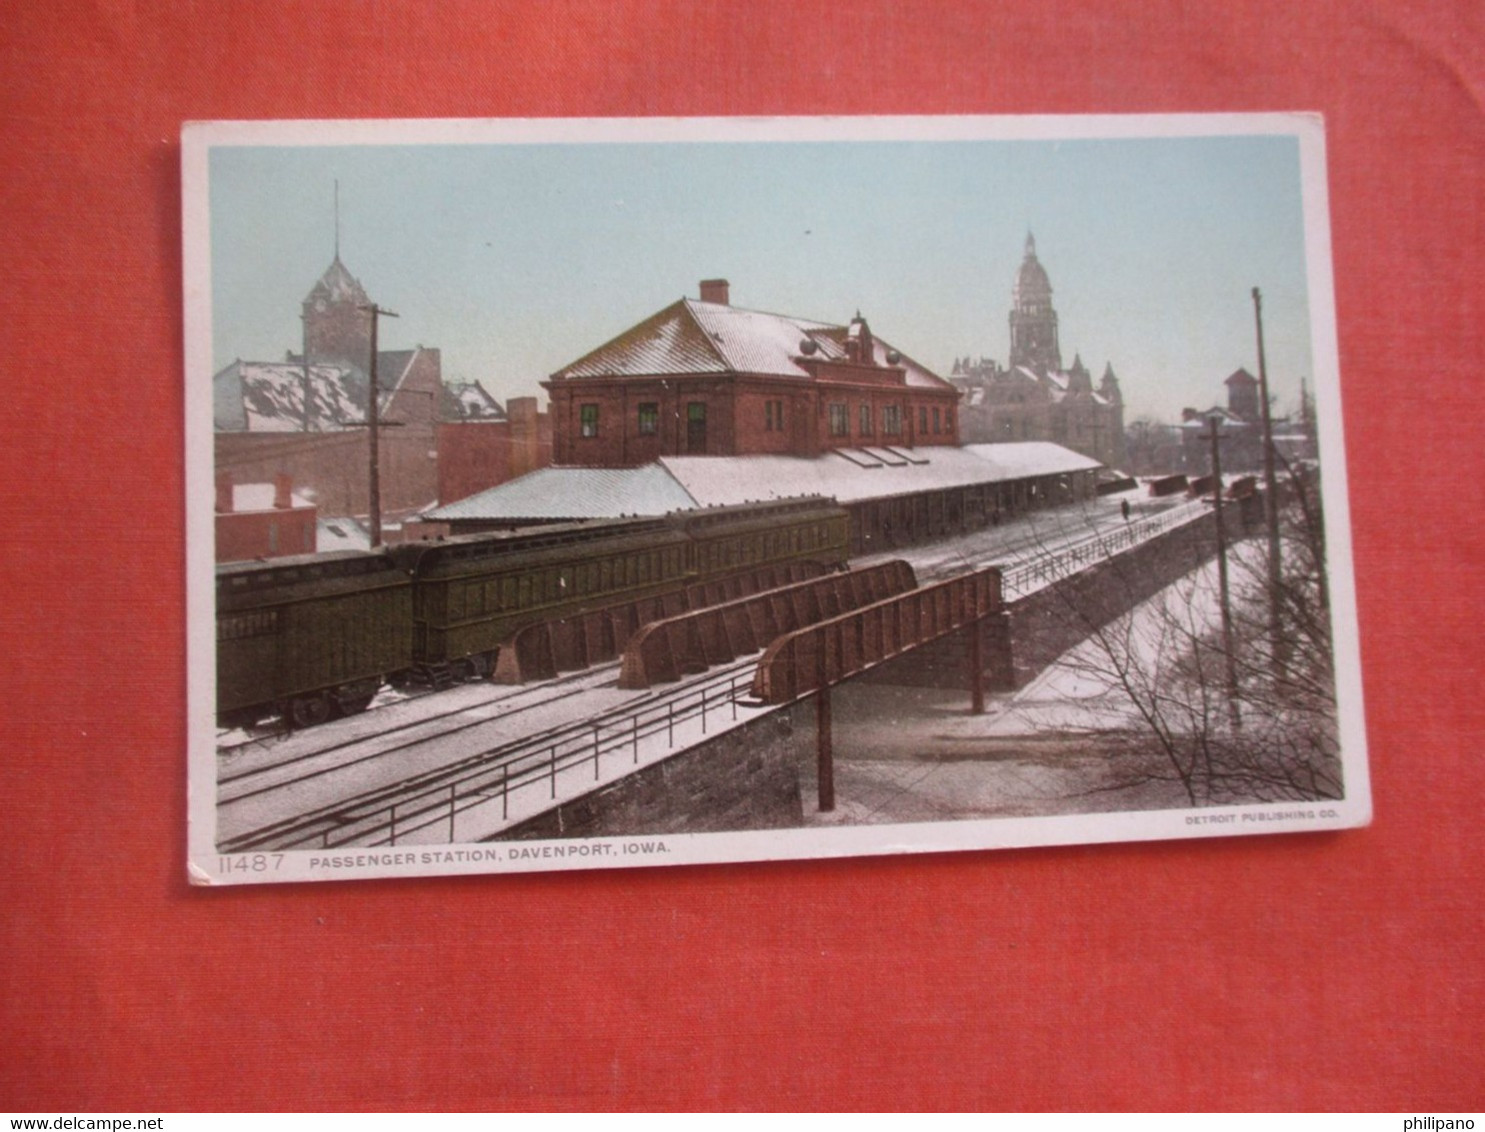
[219,663,758,852]
[998,499,1212,598]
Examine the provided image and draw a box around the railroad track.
[217,662,622,795]
[217,657,761,853]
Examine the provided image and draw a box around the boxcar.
[216,550,413,728]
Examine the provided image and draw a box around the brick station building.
[544,279,962,465]
[429,280,1102,554]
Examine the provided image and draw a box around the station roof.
[551,298,949,390]
[662,444,1099,507]
[426,443,1100,522]
[426,464,698,522]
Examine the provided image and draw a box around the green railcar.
[216,550,413,728]
[214,498,851,729]
[391,518,693,680]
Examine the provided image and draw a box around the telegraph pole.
[1252,288,1285,678]
[361,303,398,547]
[300,314,312,433]
[1206,416,1241,730]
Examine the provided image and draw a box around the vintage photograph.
[184,115,1370,885]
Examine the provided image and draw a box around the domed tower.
[1008,233,1062,375]
[302,255,373,370]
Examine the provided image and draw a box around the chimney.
[216,473,233,514]
[274,473,293,510]
[699,278,730,306]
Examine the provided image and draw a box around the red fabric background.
[2,0,1481,1112]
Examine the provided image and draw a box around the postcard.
[185,114,1369,885]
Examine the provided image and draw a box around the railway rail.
[218,658,761,852]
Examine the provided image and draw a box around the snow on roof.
[424,443,1100,522]
[305,256,370,306]
[663,443,1101,508]
[442,380,506,422]
[230,483,315,512]
[958,442,1102,479]
[425,464,698,522]
[552,297,949,390]
[213,351,422,433]
[317,516,371,551]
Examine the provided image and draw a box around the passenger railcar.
[215,497,849,729]
[675,498,850,581]
[391,517,693,682]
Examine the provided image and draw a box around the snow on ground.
[799,545,1265,826]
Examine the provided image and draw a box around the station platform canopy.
[424,442,1101,526]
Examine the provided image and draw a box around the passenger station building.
[429,280,1103,555]
[543,279,962,465]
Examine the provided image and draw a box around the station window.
[919,406,928,434]
[765,399,786,432]
[580,403,599,438]
[859,405,874,436]
[882,405,902,435]
[933,407,941,434]
[828,403,848,437]
[637,402,658,435]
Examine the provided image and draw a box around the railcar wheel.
[288,693,334,728]
[453,652,493,682]
[336,693,375,716]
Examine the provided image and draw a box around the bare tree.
[1020,471,1341,807]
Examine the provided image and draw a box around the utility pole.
[361,303,398,547]
[1206,416,1241,730]
[300,314,312,433]
[1252,288,1285,679]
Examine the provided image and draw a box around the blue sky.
[207,127,1317,423]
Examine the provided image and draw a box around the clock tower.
[1008,233,1062,376]
[301,255,373,370]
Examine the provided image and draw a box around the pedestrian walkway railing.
[219,661,760,852]
[999,499,1212,598]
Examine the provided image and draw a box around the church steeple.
[1008,232,1062,375]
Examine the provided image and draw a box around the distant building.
[214,474,317,562]
[213,254,559,522]
[542,279,962,466]
[213,255,442,520]
[1179,368,1317,473]
[949,235,1127,469]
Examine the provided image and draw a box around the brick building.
[213,255,442,520]
[215,256,562,544]
[949,235,1128,469]
[214,474,317,563]
[437,386,553,506]
[543,279,962,466]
